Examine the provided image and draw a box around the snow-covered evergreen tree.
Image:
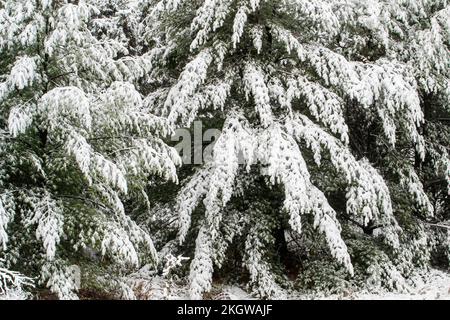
[141,0,450,299]
[0,0,180,299]
[0,259,33,299]
[0,0,448,300]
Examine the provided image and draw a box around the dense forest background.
[0,0,449,300]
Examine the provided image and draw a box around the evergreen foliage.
[0,0,448,299]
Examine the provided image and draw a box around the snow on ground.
[345,269,450,300]
[218,269,450,300]
[126,269,449,300]
[3,269,446,299]
[297,269,450,300]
